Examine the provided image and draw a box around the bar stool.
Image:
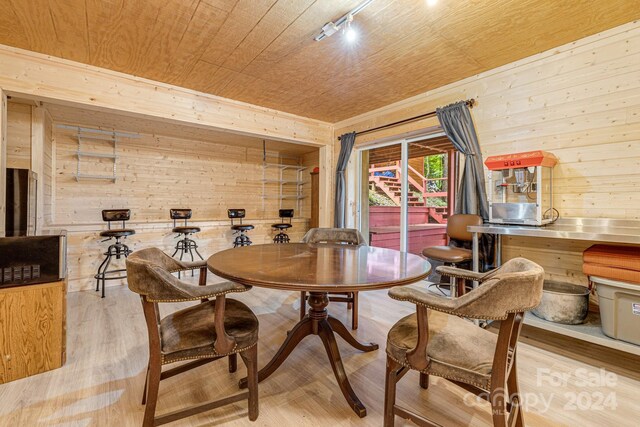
[95,209,135,298]
[228,209,254,247]
[272,209,294,243]
[421,214,483,297]
[170,209,203,261]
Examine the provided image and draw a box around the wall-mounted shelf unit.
[57,124,139,182]
[261,142,307,214]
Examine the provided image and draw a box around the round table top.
[207,243,431,292]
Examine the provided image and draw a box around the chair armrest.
[169,259,207,272]
[436,265,497,283]
[148,265,251,302]
[389,285,457,313]
[178,280,251,301]
[389,280,506,320]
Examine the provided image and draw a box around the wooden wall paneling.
[0,45,333,147]
[43,110,54,226]
[0,89,6,236]
[318,145,333,227]
[335,22,640,288]
[6,102,31,169]
[0,281,66,384]
[47,123,315,291]
[30,105,45,232]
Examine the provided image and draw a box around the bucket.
[531,281,590,325]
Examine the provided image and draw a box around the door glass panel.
[406,139,452,254]
[365,143,402,251]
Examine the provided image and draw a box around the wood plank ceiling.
[0,0,638,122]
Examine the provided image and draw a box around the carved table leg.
[318,318,368,417]
[327,316,378,352]
[238,316,313,388]
[239,291,376,417]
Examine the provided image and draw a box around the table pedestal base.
[239,291,378,417]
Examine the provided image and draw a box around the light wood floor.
[1,277,639,427]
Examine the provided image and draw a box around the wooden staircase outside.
[370,162,449,224]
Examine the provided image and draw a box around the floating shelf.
[263,163,307,171]
[523,312,640,356]
[261,179,306,185]
[76,151,118,159]
[75,173,117,182]
[261,195,306,200]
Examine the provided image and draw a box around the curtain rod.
[338,98,475,140]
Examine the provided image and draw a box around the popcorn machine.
[484,150,558,226]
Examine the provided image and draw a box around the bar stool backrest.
[170,208,192,227]
[228,208,245,225]
[279,209,294,224]
[102,209,131,230]
[446,214,483,242]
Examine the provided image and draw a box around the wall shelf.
[523,312,640,356]
[57,124,139,183]
[261,144,307,214]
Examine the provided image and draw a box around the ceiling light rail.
[314,0,375,41]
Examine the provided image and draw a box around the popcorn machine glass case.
[485,151,558,226]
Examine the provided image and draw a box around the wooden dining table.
[207,243,431,417]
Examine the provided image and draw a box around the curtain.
[334,132,356,228]
[436,101,495,268]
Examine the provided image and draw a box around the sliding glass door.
[358,134,453,254]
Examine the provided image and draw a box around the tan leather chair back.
[446,214,483,241]
[302,228,367,246]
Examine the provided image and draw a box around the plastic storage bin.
[593,276,640,346]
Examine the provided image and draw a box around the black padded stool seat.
[422,246,473,264]
[95,209,135,298]
[232,224,255,231]
[272,223,292,230]
[100,229,136,238]
[172,226,201,234]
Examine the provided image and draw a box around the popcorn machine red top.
[484,150,558,226]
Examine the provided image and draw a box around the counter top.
[468,217,640,245]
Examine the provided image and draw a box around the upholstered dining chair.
[126,248,259,426]
[300,227,367,329]
[384,257,544,427]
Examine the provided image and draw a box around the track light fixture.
[314,0,374,42]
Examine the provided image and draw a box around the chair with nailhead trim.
[126,247,259,426]
[383,257,544,427]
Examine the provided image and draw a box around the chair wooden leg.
[228,353,237,373]
[240,346,259,421]
[507,358,524,427]
[299,291,306,320]
[419,372,429,389]
[143,355,162,427]
[141,362,150,404]
[384,357,402,427]
[351,292,359,330]
[490,385,508,427]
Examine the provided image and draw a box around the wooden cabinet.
[0,281,66,384]
[310,171,319,229]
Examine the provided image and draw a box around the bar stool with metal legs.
[272,209,293,243]
[170,209,203,261]
[228,209,254,247]
[95,209,135,298]
[170,208,203,278]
